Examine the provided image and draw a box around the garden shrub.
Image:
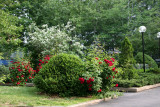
[9,60,35,85]
[114,72,160,88]
[119,37,135,67]
[35,55,51,74]
[119,68,139,80]
[147,68,160,74]
[80,39,119,96]
[0,65,10,83]
[79,57,119,95]
[135,52,158,68]
[34,53,85,96]
[113,79,142,88]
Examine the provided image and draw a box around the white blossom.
[27,22,84,55]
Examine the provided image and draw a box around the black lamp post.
[139,26,146,72]
[157,32,160,59]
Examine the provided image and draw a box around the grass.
[0,86,97,106]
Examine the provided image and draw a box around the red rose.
[28,69,31,73]
[87,80,91,84]
[18,69,21,72]
[115,84,118,87]
[39,66,42,69]
[42,61,44,64]
[97,89,102,92]
[11,67,15,69]
[21,75,24,77]
[79,77,85,84]
[113,76,114,78]
[45,61,48,63]
[104,59,110,63]
[111,58,115,62]
[17,82,20,85]
[47,57,50,60]
[106,77,108,79]
[115,71,118,74]
[29,77,32,79]
[112,67,115,71]
[39,59,42,62]
[88,84,92,87]
[16,76,19,78]
[25,66,28,70]
[25,79,27,81]
[109,61,113,66]
[89,88,92,91]
[89,77,94,82]
[39,63,41,66]
[99,62,102,64]
[95,57,99,60]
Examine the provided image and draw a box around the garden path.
[88,87,160,107]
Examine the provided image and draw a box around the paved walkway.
[88,87,160,107]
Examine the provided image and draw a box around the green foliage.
[114,72,160,88]
[80,39,119,96]
[27,22,83,56]
[84,38,107,61]
[135,52,158,68]
[119,68,139,80]
[9,60,34,86]
[147,68,160,74]
[34,53,85,96]
[27,22,84,68]
[28,0,128,46]
[119,37,135,67]
[0,10,23,52]
[80,56,119,96]
[0,65,10,83]
[81,58,102,93]
[113,79,142,88]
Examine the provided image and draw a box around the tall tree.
[0,10,23,53]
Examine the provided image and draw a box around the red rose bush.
[79,57,118,94]
[9,60,35,85]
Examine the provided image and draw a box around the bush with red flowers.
[35,55,51,74]
[9,60,35,85]
[79,57,118,95]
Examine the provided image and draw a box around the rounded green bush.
[135,52,158,68]
[34,53,85,96]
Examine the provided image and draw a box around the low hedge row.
[113,72,160,88]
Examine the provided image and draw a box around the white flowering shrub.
[27,22,84,55]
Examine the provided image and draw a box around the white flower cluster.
[27,22,84,55]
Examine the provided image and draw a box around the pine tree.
[119,37,135,67]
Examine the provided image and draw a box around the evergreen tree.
[119,37,135,67]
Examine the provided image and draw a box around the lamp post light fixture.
[157,32,160,59]
[139,26,146,72]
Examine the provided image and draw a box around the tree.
[119,37,135,67]
[0,10,23,55]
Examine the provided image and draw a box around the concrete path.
[88,87,160,107]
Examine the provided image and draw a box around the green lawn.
[0,86,97,106]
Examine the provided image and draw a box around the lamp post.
[139,26,146,72]
[157,32,160,58]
